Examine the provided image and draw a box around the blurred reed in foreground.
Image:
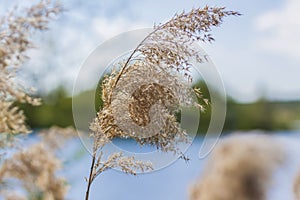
[295,171,300,200]
[190,133,288,200]
[0,1,79,199]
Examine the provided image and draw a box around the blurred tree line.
[17,82,300,134]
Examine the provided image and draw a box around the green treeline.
[17,83,300,133]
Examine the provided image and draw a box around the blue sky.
[1,0,300,102]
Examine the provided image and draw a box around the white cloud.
[255,0,300,61]
[91,17,147,40]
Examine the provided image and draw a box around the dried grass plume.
[0,143,68,200]
[92,6,240,154]
[86,6,240,200]
[295,171,300,200]
[0,0,62,137]
[189,134,285,200]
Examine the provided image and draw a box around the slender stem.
[85,153,96,200]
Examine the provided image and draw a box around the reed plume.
[93,6,240,153]
[0,0,62,138]
[86,6,240,200]
[0,143,67,200]
[189,134,285,200]
[0,126,77,200]
[295,171,300,199]
[0,1,76,200]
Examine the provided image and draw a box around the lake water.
[58,130,300,200]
